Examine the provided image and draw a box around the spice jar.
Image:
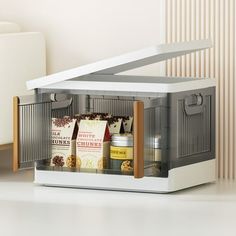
[144,135,162,177]
[110,134,133,172]
[154,135,161,162]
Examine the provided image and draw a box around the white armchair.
[0,22,46,149]
[0,22,20,34]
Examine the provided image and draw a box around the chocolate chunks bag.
[76,120,110,170]
[51,117,78,168]
[75,113,125,135]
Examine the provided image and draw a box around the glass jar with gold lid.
[110,134,133,172]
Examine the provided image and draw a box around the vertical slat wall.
[166,0,235,179]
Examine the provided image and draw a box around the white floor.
[0,168,236,236]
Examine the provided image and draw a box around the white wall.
[0,0,165,76]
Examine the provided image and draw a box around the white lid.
[39,75,216,94]
[27,39,212,90]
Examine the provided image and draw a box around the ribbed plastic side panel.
[89,96,134,116]
[19,96,51,169]
[177,96,211,158]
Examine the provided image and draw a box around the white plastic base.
[34,159,216,193]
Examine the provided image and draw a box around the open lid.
[27,39,212,90]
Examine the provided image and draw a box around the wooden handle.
[13,96,19,172]
[133,101,144,178]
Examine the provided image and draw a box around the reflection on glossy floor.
[0,165,236,236]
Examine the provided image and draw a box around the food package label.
[51,117,77,168]
[76,120,110,169]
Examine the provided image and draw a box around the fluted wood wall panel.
[166,0,235,179]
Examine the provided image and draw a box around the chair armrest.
[0,22,21,34]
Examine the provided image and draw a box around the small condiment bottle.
[154,135,161,162]
[110,134,133,172]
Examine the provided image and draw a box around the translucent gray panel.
[88,96,134,116]
[19,95,51,169]
[52,95,80,118]
[177,96,211,158]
